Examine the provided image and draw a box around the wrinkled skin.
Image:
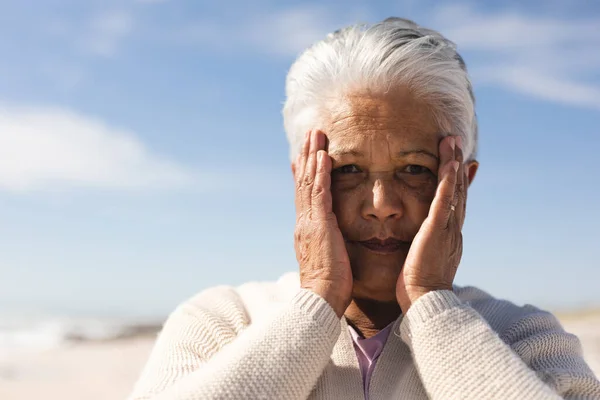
[293,88,478,337]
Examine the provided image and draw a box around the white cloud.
[173,3,599,110]
[477,66,600,109]
[431,4,600,110]
[175,5,370,57]
[0,105,193,192]
[244,7,344,56]
[81,11,133,57]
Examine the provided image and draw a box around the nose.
[362,178,403,222]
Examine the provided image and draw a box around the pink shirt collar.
[347,323,394,399]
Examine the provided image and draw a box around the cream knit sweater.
[128,272,600,399]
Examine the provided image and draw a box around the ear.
[466,160,479,187]
[291,162,297,181]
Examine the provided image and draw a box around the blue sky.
[0,0,598,318]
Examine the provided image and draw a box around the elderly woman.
[128,18,600,400]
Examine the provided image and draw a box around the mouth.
[357,238,411,254]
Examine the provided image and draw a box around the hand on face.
[294,129,468,317]
[294,130,353,318]
[395,135,467,313]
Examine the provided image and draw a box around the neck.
[344,297,402,339]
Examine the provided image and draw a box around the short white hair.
[282,17,478,162]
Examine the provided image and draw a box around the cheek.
[331,184,360,231]
[404,177,437,203]
[402,177,437,221]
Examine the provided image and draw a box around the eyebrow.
[329,148,439,162]
[398,149,439,162]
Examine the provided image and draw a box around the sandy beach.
[0,335,156,400]
[2,312,599,400]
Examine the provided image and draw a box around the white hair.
[282,17,478,162]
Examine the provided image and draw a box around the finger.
[437,135,454,178]
[295,131,311,216]
[312,150,333,220]
[301,130,323,212]
[294,152,302,215]
[296,130,311,186]
[430,137,459,228]
[453,136,466,227]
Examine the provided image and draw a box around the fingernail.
[305,130,310,141]
[452,161,459,172]
[455,136,463,150]
[449,137,456,150]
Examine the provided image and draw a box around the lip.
[358,238,410,254]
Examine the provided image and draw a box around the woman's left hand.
[396,135,467,313]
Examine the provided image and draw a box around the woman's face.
[316,88,476,302]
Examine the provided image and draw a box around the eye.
[334,164,361,174]
[403,165,431,175]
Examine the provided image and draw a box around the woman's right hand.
[294,130,353,318]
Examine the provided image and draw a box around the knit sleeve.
[399,290,600,400]
[502,307,600,399]
[127,288,340,400]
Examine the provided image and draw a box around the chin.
[348,247,406,302]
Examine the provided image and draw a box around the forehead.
[323,89,442,152]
